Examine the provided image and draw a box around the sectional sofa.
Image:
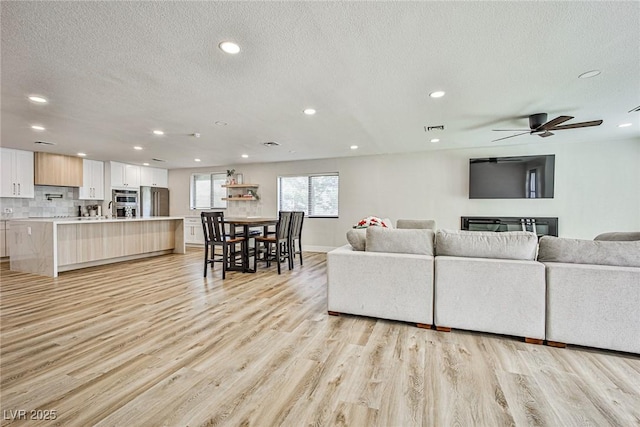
[327,223,640,354]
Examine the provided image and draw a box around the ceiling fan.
[492,113,603,142]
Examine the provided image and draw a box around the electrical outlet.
[4,208,12,214]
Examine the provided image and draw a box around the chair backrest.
[201,211,225,243]
[290,211,304,239]
[276,211,293,240]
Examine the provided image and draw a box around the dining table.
[224,216,279,273]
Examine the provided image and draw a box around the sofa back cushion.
[538,236,640,267]
[594,231,640,241]
[435,230,538,260]
[366,226,434,255]
[396,219,436,230]
[346,228,367,251]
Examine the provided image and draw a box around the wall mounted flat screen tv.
[469,154,555,199]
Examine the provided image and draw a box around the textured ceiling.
[1,1,639,169]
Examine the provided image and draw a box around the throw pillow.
[365,227,435,255]
[354,216,392,228]
[346,228,367,251]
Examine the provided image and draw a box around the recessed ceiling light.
[303,108,316,115]
[77,152,87,157]
[578,70,601,79]
[134,146,143,150]
[194,158,201,162]
[219,41,240,54]
[28,95,48,103]
[143,163,150,166]
[215,121,228,126]
[429,91,445,98]
[350,145,358,150]
[153,130,164,135]
[430,138,440,143]
[31,125,45,131]
[241,154,249,158]
[618,123,632,128]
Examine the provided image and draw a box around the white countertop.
[10,216,185,224]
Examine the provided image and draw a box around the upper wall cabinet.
[34,152,83,187]
[140,166,168,188]
[0,148,34,198]
[79,159,105,200]
[110,161,140,189]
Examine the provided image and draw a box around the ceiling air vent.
[34,140,56,145]
[152,158,167,162]
[262,141,280,147]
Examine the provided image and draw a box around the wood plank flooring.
[1,248,639,426]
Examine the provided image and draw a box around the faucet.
[108,201,113,213]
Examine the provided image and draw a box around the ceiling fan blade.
[549,120,603,130]
[491,131,531,142]
[537,115,574,130]
[538,131,554,138]
[492,129,531,132]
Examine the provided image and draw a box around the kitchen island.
[9,217,185,277]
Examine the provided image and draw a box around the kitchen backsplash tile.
[0,186,98,219]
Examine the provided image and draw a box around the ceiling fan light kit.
[492,113,603,142]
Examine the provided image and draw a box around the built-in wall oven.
[113,189,139,218]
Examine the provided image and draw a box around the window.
[190,173,227,209]
[527,168,539,198]
[278,173,339,217]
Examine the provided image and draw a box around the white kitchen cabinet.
[140,166,168,188]
[0,148,34,198]
[110,161,140,189]
[79,159,105,200]
[184,217,204,245]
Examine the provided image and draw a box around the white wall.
[169,138,640,250]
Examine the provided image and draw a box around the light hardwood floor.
[1,249,639,426]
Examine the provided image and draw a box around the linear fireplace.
[461,216,558,237]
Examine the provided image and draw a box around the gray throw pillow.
[365,227,434,255]
[538,236,640,267]
[346,228,367,251]
[435,229,538,260]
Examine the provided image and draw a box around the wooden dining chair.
[289,211,305,267]
[201,211,246,278]
[255,211,293,274]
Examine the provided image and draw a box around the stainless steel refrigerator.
[140,186,169,217]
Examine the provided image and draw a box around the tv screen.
[469,154,555,199]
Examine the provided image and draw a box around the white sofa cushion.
[366,226,435,255]
[435,230,538,260]
[538,236,640,267]
[346,228,367,251]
